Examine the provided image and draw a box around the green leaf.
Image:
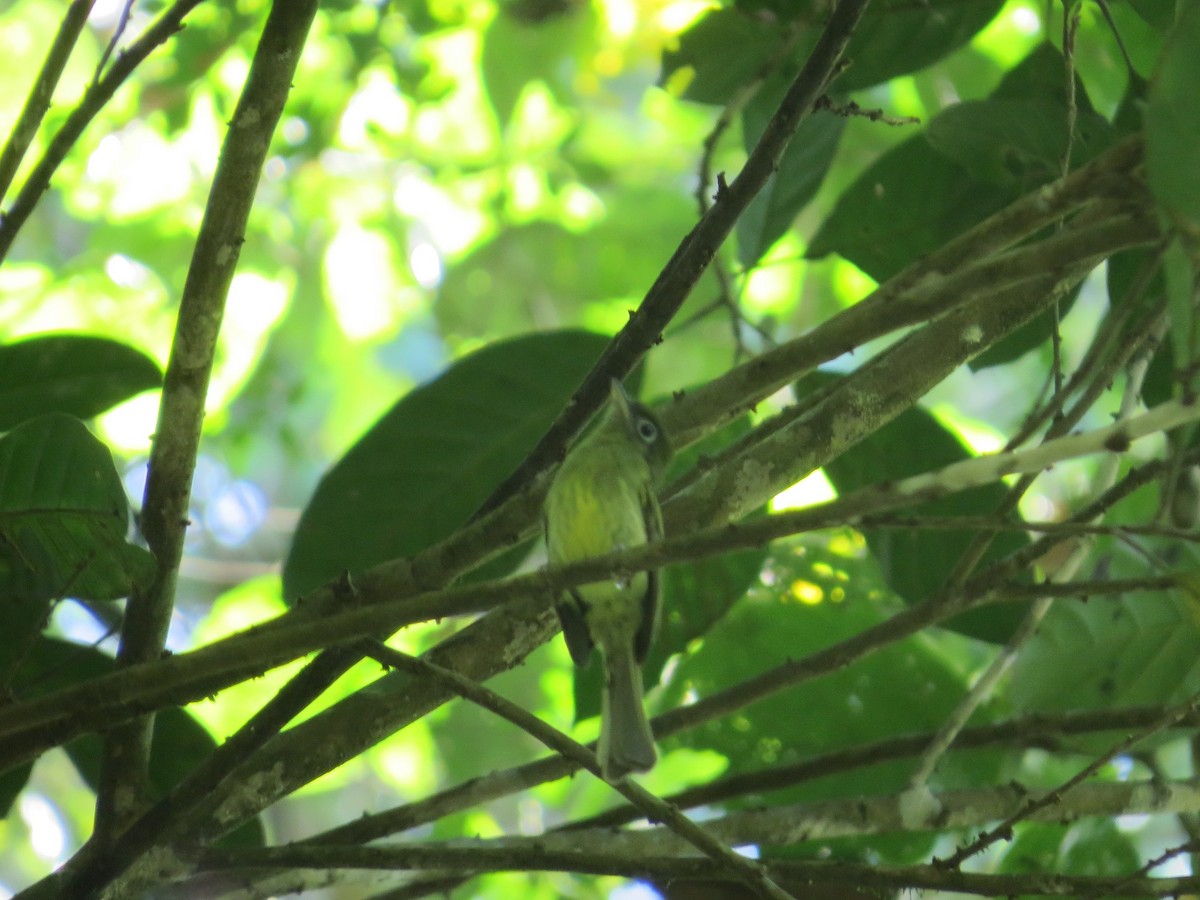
[810,43,1101,292]
[0,335,161,431]
[923,43,1110,185]
[65,707,217,798]
[1146,2,1200,231]
[662,0,1003,103]
[998,822,1066,875]
[1010,588,1200,715]
[1012,479,1200,725]
[737,88,845,268]
[808,134,1012,281]
[1127,0,1175,31]
[1061,819,1142,877]
[480,5,596,129]
[665,536,1003,802]
[0,414,155,602]
[802,373,1030,642]
[832,0,1005,93]
[283,330,612,601]
[991,41,1096,108]
[660,8,779,105]
[926,99,1116,188]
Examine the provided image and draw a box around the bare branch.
[93,0,320,847]
[0,0,96,206]
[0,0,207,262]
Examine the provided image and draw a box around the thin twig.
[905,596,1053,791]
[815,94,920,126]
[937,689,1200,868]
[0,0,96,207]
[0,0,207,262]
[94,0,136,82]
[378,647,798,900]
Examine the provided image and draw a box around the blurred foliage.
[1,0,1198,897]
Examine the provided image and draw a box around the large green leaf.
[807,134,1013,282]
[0,335,161,431]
[926,43,1115,190]
[812,45,1102,369]
[811,43,1091,281]
[662,0,1003,103]
[925,99,1117,188]
[660,7,781,105]
[282,330,612,601]
[480,3,597,130]
[0,414,155,604]
[1145,2,1200,232]
[1126,0,1174,31]
[831,0,1005,92]
[737,82,845,268]
[665,536,1006,862]
[802,373,1030,642]
[1010,586,1200,715]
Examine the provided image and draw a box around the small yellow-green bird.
[544,379,671,781]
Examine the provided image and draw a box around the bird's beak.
[609,378,634,426]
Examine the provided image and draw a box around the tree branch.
[660,136,1147,447]
[167,843,1200,899]
[0,0,96,206]
[0,0,207,262]
[92,0,319,846]
[178,777,1200,894]
[2,395,1198,771]
[377,648,797,900]
[471,0,871,518]
[308,703,1200,845]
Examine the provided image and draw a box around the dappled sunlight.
[1,0,1195,895]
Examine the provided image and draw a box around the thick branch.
[179,778,1200,893]
[93,0,319,844]
[1,396,1198,769]
[168,844,1200,899]
[659,136,1148,446]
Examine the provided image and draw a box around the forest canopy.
[0,0,1199,898]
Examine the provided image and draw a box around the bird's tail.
[599,645,656,781]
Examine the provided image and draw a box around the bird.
[544,378,671,781]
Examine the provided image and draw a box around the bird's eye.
[637,417,657,443]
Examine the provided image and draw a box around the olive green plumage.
[544,379,670,781]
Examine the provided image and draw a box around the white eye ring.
[637,418,657,443]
